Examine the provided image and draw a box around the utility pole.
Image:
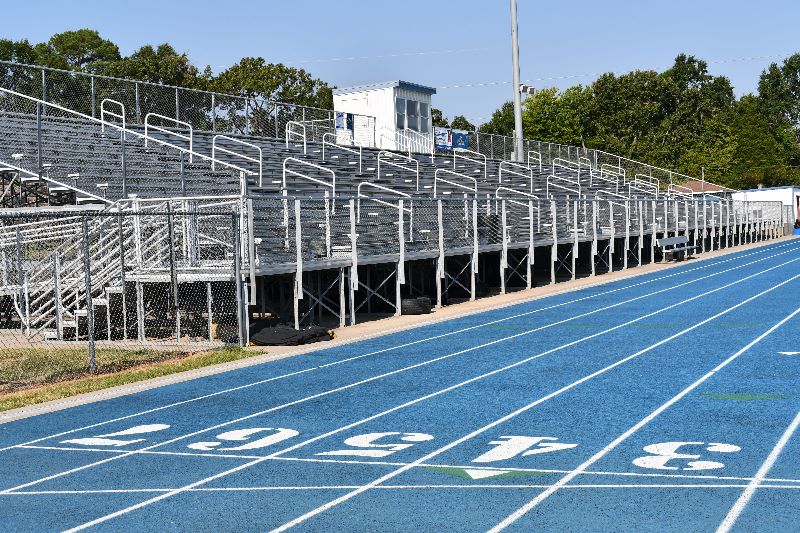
[510,0,524,162]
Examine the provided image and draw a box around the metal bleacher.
[0,78,787,344]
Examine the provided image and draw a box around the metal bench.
[656,235,697,261]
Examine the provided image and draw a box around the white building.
[732,186,800,223]
[332,81,436,152]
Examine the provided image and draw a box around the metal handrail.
[433,169,477,197]
[547,174,581,197]
[377,150,420,191]
[499,160,533,191]
[628,181,659,199]
[285,121,307,154]
[600,163,626,179]
[590,168,621,193]
[634,173,660,187]
[100,99,125,134]
[494,186,541,231]
[322,132,362,173]
[212,135,263,186]
[356,181,412,222]
[282,157,336,198]
[144,113,193,162]
[527,150,542,172]
[453,147,488,183]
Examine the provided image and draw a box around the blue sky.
[3,0,799,124]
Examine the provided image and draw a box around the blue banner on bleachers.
[434,127,452,150]
[452,129,469,149]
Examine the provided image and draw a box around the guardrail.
[212,135,263,187]
[433,169,477,197]
[144,113,193,161]
[499,160,534,192]
[377,151,420,191]
[547,174,581,197]
[527,150,542,173]
[285,121,307,155]
[322,133,362,173]
[282,157,336,198]
[453,147,488,182]
[100,99,125,134]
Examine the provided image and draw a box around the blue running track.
[1,239,800,532]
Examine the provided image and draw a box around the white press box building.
[732,186,800,223]
[332,80,436,152]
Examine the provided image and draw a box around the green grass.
[0,346,264,412]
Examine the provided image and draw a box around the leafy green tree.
[450,115,475,131]
[521,86,590,146]
[758,53,800,129]
[211,57,333,135]
[103,44,207,87]
[431,107,449,128]
[0,38,37,64]
[478,101,515,135]
[677,113,737,184]
[32,29,120,72]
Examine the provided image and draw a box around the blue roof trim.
[736,186,800,193]
[333,80,436,96]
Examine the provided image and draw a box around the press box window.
[406,100,419,131]
[419,102,430,133]
[396,98,406,129]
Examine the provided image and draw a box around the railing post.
[36,101,43,178]
[135,82,141,123]
[90,75,96,118]
[175,87,180,122]
[121,129,127,198]
[233,211,247,345]
[167,204,179,342]
[82,217,96,371]
[211,93,216,132]
[40,69,47,109]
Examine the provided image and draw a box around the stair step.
[92,298,108,306]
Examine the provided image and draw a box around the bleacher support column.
[623,201,629,271]
[167,204,180,342]
[709,202,717,252]
[500,200,507,294]
[472,199,478,300]
[136,281,145,342]
[339,268,346,328]
[638,200,643,265]
[527,200,534,289]
[684,200,689,240]
[81,217,96,371]
[436,199,444,308]
[396,199,405,316]
[349,199,358,325]
[572,200,578,281]
[550,200,557,284]
[54,255,63,340]
[206,282,213,342]
[591,201,597,277]
[693,201,699,251]
[608,201,615,272]
[651,200,656,264]
[293,200,302,331]
[663,199,669,238]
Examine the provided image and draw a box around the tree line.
[2,30,799,188]
[477,54,800,189]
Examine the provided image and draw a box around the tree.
[32,29,120,72]
[431,107,448,128]
[103,44,207,88]
[211,57,333,135]
[450,115,475,131]
[521,86,590,147]
[0,38,37,64]
[478,101,515,135]
[758,53,800,129]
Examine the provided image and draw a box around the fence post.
[91,75,96,118]
[293,199,303,330]
[175,87,180,122]
[232,211,247,346]
[82,217,96,371]
[36,102,43,178]
[211,93,216,132]
[135,82,141,124]
[40,69,47,108]
[121,129,128,198]
[167,204,179,342]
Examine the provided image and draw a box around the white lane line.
[1,239,792,452]
[489,306,800,532]
[67,265,800,533]
[10,253,789,497]
[12,484,800,497]
[16,447,800,486]
[716,409,800,533]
